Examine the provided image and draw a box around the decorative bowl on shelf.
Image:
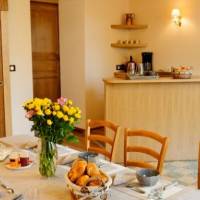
[171,66,192,79]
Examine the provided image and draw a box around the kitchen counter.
[104,76,200,162]
[103,76,200,84]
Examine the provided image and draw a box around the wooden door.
[0,13,5,137]
[31,2,60,101]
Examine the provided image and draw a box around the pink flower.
[57,97,67,106]
[25,110,35,119]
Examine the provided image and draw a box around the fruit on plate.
[171,66,192,79]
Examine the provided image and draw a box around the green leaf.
[66,135,79,144]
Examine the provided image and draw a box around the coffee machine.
[142,52,153,75]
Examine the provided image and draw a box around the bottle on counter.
[127,56,137,76]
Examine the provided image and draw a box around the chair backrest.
[198,142,200,189]
[86,119,120,161]
[124,129,169,174]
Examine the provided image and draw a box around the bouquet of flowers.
[23,97,81,176]
[23,97,81,143]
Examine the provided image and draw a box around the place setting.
[0,143,12,162]
[112,169,184,200]
[5,151,33,170]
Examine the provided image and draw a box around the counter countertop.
[103,76,200,84]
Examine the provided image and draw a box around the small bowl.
[78,152,98,163]
[136,169,160,187]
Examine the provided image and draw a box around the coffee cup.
[19,151,29,167]
[9,152,19,167]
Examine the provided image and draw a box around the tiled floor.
[163,160,198,187]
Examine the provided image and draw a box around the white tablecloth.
[0,135,200,200]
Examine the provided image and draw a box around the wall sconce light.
[171,8,182,27]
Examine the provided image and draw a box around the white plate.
[5,162,33,170]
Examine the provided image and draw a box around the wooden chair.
[198,142,200,189]
[86,119,120,161]
[124,129,169,174]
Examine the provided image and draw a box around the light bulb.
[171,9,181,17]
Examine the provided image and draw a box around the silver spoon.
[1,183,15,194]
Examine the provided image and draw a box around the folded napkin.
[0,143,12,161]
[57,153,79,165]
[114,179,184,200]
[23,141,38,150]
[56,144,78,157]
[98,159,126,176]
[113,170,136,186]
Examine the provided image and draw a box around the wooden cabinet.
[104,78,200,162]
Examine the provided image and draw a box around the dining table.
[0,135,200,200]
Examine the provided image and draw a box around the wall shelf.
[111,43,147,49]
[111,24,148,30]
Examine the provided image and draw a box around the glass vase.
[39,138,57,177]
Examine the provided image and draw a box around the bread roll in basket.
[65,159,112,200]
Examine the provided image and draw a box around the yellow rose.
[54,104,60,111]
[75,107,81,114]
[69,117,74,124]
[35,105,41,111]
[57,111,64,119]
[23,99,33,107]
[44,98,51,104]
[68,107,76,115]
[75,113,81,119]
[34,98,42,106]
[37,110,44,116]
[68,99,73,105]
[52,111,56,116]
[28,103,34,110]
[63,115,69,121]
[63,105,69,112]
[45,109,51,115]
[47,119,53,126]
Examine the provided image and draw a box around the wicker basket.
[173,73,192,79]
[65,171,112,200]
[171,66,192,79]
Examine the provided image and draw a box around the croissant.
[91,173,108,183]
[87,162,100,176]
[87,178,103,187]
[68,160,87,182]
[76,175,90,186]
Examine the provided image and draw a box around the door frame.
[31,0,58,4]
[0,0,12,136]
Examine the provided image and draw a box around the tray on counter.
[128,74,159,80]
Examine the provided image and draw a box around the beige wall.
[85,0,131,121]
[130,0,200,74]
[59,0,86,128]
[8,0,33,135]
[59,0,131,128]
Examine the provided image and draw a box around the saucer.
[5,161,33,170]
